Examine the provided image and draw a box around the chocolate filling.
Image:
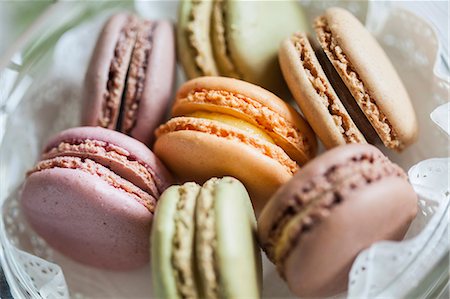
[315,47,380,144]
[291,33,364,144]
[315,17,401,149]
[119,21,156,134]
[264,152,406,274]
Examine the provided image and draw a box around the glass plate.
[0,1,448,298]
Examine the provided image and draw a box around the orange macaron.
[154,76,317,214]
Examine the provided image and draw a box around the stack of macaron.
[20,3,420,298]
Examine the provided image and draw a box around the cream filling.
[101,16,138,128]
[211,0,241,78]
[178,89,311,157]
[155,117,299,175]
[186,0,218,75]
[315,16,401,150]
[291,33,364,144]
[188,111,275,143]
[196,178,219,299]
[121,20,155,134]
[171,184,200,299]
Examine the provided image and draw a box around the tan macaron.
[280,7,418,151]
[154,76,317,214]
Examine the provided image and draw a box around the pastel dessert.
[279,7,418,151]
[83,13,175,145]
[151,177,261,298]
[177,0,308,95]
[258,144,418,297]
[154,76,317,214]
[21,127,173,270]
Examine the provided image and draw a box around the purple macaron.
[82,13,176,145]
[21,126,173,270]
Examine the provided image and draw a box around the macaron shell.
[223,0,308,94]
[151,184,200,299]
[82,13,135,129]
[173,76,318,163]
[211,0,241,79]
[129,20,176,145]
[177,0,218,78]
[208,177,261,298]
[317,7,418,149]
[279,34,366,148]
[45,126,173,191]
[258,144,385,245]
[283,177,418,297]
[22,168,152,270]
[151,187,180,298]
[154,130,292,215]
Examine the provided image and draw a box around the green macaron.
[177,0,308,95]
[151,177,262,298]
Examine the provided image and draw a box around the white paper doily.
[0,1,449,299]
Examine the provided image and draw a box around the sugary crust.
[175,77,317,163]
[279,33,366,148]
[30,157,156,212]
[156,117,298,175]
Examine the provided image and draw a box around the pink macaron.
[258,144,418,297]
[21,126,173,270]
[82,13,176,145]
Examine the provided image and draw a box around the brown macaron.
[257,144,418,297]
[279,7,418,151]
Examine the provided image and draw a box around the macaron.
[151,177,261,298]
[83,13,175,145]
[279,7,418,151]
[21,127,173,270]
[177,0,308,95]
[154,76,317,214]
[258,144,418,297]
